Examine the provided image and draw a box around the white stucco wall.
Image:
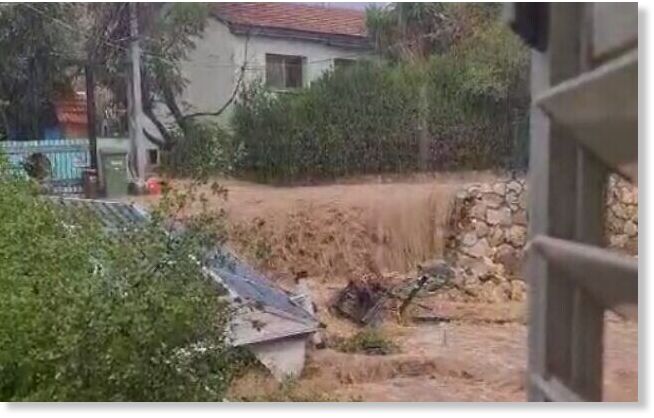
[248,335,309,381]
[179,20,241,120]
[175,18,370,124]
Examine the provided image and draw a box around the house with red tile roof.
[167,2,372,122]
[53,93,89,139]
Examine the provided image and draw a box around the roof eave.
[216,18,372,50]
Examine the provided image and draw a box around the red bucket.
[145,177,162,195]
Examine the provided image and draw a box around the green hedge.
[231,26,529,182]
[232,62,422,182]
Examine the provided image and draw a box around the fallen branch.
[398,275,430,318]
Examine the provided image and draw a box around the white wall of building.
[178,19,240,121]
[175,19,369,124]
[143,18,369,146]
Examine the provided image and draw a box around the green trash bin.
[100,149,128,198]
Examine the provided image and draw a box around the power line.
[19,3,182,69]
[20,3,253,70]
[19,3,374,72]
[19,3,429,76]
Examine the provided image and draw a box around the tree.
[1,3,240,175]
[79,3,243,177]
[366,2,530,169]
[86,3,245,155]
[0,155,241,401]
[365,3,506,62]
[365,2,455,169]
[0,3,80,139]
[365,2,453,63]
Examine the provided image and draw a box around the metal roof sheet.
[206,251,315,323]
[48,196,148,229]
[50,197,318,341]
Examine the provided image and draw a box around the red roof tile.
[54,96,87,126]
[212,3,368,39]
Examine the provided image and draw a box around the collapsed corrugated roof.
[48,197,318,346]
[49,196,149,228]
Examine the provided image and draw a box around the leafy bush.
[426,20,530,170]
[335,329,399,356]
[0,155,240,401]
[160,120,243,179]
[231,27,529,182]
[232,63,424,182]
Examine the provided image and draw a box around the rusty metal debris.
[332,260,458,325]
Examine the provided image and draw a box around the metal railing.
[0,139,90,195]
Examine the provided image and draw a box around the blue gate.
[0,139,90,195]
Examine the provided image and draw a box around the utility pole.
[85,62,98,172]
[127,1,147,187]
[83,60,100,198]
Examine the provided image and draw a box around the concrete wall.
[177,20,240,124]
[175,19,369,124]
[143,18,369,144]
[248,335,309,381]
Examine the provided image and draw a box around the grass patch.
[335,328,400,356]
[231,378,344,402]
[228,367,352,402]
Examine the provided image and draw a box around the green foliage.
[160,120,243,179]
[366,2,452,61]
[0,155,238,401]
[229,3,530,182]
[426,17,530,170]
[232,62,423,182]
[231,42,529,182]
[0,3,79,138]
[142,3,210,98]
[335,329,399,356]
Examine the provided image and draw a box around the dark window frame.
[265,53,305,90]
[148,149,159,166]
[334,58,356,72]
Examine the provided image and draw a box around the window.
[334,58,356,72]
[265,54,305,89]
[148,149,159,166]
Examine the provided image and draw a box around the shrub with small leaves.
[160,120,244,179]
[0,155,240,401]
[335,329,399,356]
[229,6,529,183]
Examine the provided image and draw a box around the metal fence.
[0,139,90,195]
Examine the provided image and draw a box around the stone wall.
[446,175,528,282]
[606,175,639,254]
[446,173,638,283]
